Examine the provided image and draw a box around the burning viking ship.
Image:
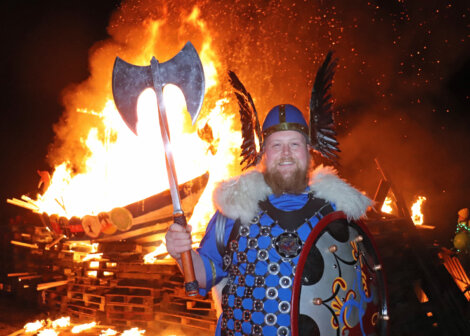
[38,172,208,244]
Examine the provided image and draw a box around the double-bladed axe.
[112,42,205,296]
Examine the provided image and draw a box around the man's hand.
[165,223,193,260]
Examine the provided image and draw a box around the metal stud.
[354,235,363,243]
[266,287,278,300]
[277,326,289,336]
[373,264,382,271]
[279,301,291,314]
[265,313,277,326]
[328,244,338,253]
[313,298,323,305]
[279,276,291,288]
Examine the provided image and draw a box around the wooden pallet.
[67,292,106,311]
[107,317,156,329]
[154,311,217,332]
[67,304,101,322]
[106,286,160,304]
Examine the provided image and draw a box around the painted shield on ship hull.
[291,212,388,336]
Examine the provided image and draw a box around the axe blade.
[159,42,205,124]
[112,42,205,134]
[112,58,154,135]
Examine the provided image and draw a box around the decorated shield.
[291,212,389,336]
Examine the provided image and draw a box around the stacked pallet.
[154,263,217,334]
[106,285,159,329]
[6,225,218,334]
[55,256,218,333]
[66,278,107,322]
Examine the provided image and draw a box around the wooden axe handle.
[174,212,199,296]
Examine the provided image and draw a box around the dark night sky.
[0,0,120,214]
[0,0,469,242]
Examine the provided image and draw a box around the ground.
[0,295,46,335]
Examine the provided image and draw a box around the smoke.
[47,0,469,238]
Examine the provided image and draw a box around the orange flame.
[71,322,96,333]
[24,320,45,332]
[22,316,143,335]
[51,317,71,329]
[17,6,243,238]
[381,196,393,214]
[121,328,146,336]
[411,196,427,225]
[37,329,58,336]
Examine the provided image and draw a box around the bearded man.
[165,104,372,336]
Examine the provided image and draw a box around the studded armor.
[220,193,334,336]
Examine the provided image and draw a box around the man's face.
[262,130,310,194]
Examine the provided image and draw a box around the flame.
[121,328,145,336]
[89,261,101,268]
[71,322,96,333]
[37,329,58,336]
[411,196,427,225]
[381,196,393,214]
[51,317,70,329]
[22,316,144,335]
[24,320,45,332]
[83,253,103,262]
[143,243,168,264]
[87,270,98,278]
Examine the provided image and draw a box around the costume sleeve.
[196,211,234,296]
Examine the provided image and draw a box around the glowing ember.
[83,253,103,262]
[121,328,145,336]
[51,316,70,329]
[381,196,393,214]
[71,322,96,333]
[91,243,99,253]
[24,320,45,332]
[411,196,427,225]
[37,329,58,336]
[143,244,168,264]
[89,261,100,268]
[100,329,118,336]
[87,270,98,278]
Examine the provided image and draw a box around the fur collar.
[213,165,372,224]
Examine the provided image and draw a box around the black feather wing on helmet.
[228,70,262,170]
[309,51,340,162]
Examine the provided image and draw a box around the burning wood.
[379,194,428,226]
[36,280,69,291]
[381,196,393,214]
[70,322,96,333]
[24,320,45,333]
[411,196,427,225]
[10,240,38,249]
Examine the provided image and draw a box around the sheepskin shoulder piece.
[213,165,372,224]
[308,165,373,221]
[213,170,272,225]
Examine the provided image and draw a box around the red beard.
[263,158,309,196]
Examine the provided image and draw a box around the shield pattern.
[291,212,389,336]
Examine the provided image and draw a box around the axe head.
[112,42,205,134]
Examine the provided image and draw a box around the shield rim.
[290,211,390,336]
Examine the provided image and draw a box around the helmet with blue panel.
[262,104,309,141]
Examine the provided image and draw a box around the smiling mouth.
[279,161,295,166]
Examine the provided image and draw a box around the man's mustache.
[278,157,297,165]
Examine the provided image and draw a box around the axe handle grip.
[174,212,199,296]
